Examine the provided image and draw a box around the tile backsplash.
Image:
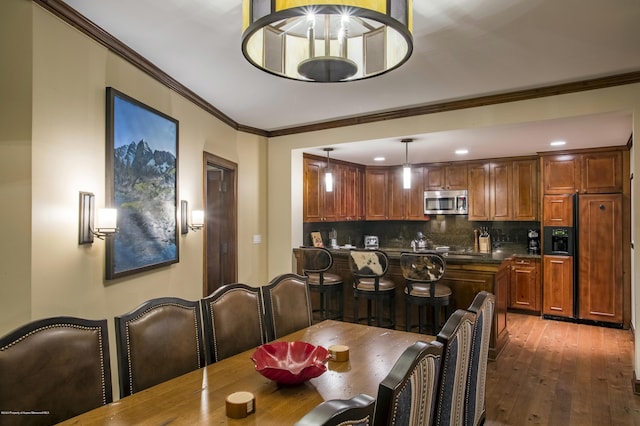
[303,217,539,251]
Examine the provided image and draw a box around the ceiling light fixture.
[455,149,469,155]
[324,148,334,192]
[401,138,412,189]
[374,156,386,162]
[550,140,566,146]
[241,1,413,83]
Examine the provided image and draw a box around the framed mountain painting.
[105,87,179,279]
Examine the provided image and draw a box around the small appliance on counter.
[410,232,431,252]
[527,229,540,254]
[364,235,379,250]
[328,229,338,249]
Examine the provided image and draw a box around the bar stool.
[400,252,451,334]
[349,249,396,329]
[300,246,344,321]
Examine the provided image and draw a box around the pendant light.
[402,139,413,189]
[324,148,334,192]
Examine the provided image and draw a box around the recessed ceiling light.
[550,140,566,146]
[374,157,385,162]
[455,149,469,155]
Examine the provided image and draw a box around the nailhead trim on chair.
[0,323,109,405]
[124,303,202,394]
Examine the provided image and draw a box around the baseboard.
[633,371,640,395]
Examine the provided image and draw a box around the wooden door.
[467,162,490,220]
[512,159,538,220]
[543,255,573,318]
[543,194,574,227]
[365,168,388,220]
[445,164,468,189]
[542,154,581,194]
[509,258,540,312]
[581,151,623,193]
[578,194,623,324]
[490,161,512,220]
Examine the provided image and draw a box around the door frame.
[202,152,238,296]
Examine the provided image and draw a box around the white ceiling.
[62,0,638,165]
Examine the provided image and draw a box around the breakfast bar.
[294,248,511,360]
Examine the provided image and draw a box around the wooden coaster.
[328,344,349,362]
[225,391,255,418]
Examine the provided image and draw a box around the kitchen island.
[293,247,529,360]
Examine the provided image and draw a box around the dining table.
[60,320,434,425]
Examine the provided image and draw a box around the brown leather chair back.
[202,283,267,363]
[115,297,205,397]
[262,273,312,341]
[0,316,112,425]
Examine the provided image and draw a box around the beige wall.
[267,84,640,376]
[0,3,269,399]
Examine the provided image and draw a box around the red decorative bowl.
[251,341,330,385]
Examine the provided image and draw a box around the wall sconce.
[79,191,118,244]
[181,200,205,234]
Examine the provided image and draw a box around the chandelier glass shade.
[242,0,413,82]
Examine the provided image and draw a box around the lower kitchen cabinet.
[508,257,541,313]
[542,255,574,318]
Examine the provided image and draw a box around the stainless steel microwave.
[424,190,468,215]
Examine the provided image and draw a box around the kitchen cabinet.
[541,149,623,195]
[365,167,388,220]
[367,166,425,221]
[509,257,541,313]
[467,163,490,220]
[424,163,467,190]
[303,155,363,222]
[468,158,537,221]
[512,159,538,220]
[542,255,573,318]
[578,194,623,324]
[543,194,573,227]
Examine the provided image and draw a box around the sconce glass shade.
[96,208,118,233]
[191,210,205,228]
[242,0,413,82]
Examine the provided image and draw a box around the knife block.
[479,235,491,253]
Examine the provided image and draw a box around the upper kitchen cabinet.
[468,157,538,221]
[423,163,468,190]
[388,166,425,220]
[366,166,426,221]
[303,155,364,222]
[541,149,624,195]
[512,159,539,220]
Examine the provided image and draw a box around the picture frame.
[105,87,179,279]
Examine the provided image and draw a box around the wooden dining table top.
[60,320,434,425]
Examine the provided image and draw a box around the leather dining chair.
[465,291,495,426]
[433,309,476,426]
[201,283,267,363]
[349,249,396,329]
[115,297,205,397]
[374,340,444,426]
[299,246,344,321]
[262,273,313,341]
[294,394,376,426]
[400,252,451,335]
[0,316,112,424]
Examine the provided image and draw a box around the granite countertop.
[325,245,541,264]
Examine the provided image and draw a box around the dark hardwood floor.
[485,313,640,425]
